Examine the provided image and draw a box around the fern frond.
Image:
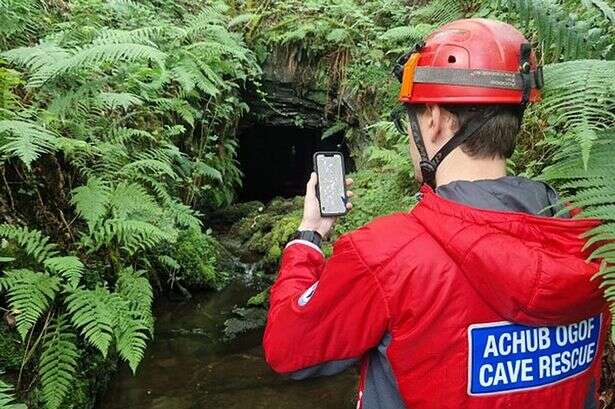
[114,313,149,373]
[506,0,612,61]
[113,268,152,372]
[0,120,59,169]
[105,219,177,253]
[38,316,79,409]
[542,129,615,338]
[228,13,258,28]
[193,160,223,181]
[43,256,83,289]
[65,287,117,356]
[411,0,462,24]
[151,97,198,127]
[28,43,166,87]
[97,92,142,111]
[0,224,59,262]
[379,24,433,45]
[0,373,20,409]
[116,267,153,320]
[94,26,169,46]
[119,159,176,179]
[1,43,70,72]
[108,182,161,219]
[157,254,179,271]
[71,178,111,232]
[542,60,615,166]
[0,269,60,339]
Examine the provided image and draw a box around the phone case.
[313,151,348,217]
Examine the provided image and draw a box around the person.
[262,18,607,409]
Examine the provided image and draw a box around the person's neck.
[434,149,507,187]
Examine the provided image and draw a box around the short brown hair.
[406,104,523,159]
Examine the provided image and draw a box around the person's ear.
[425,104,442,143]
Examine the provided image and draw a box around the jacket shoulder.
[342,212,426,271]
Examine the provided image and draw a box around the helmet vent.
[448,55,456,64]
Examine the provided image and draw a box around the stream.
[97,276,358,409]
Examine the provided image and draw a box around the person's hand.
[298,172,353,238]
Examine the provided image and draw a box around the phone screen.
[315,152,347,216]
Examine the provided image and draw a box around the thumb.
[305,172,317,199]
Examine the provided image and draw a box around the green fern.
[541,60,615,166]
[0,269,60,339]
[505,0,612,61]
[28,43,167,87]
[97,92,143,111]
[0,119,59,169]
[71,178,111,232]
[582,0,615,24]
[114,268,152,372]
[43,256,84,290]
[0,372,21,409]
[541,130,615,339]
[379,24,434,45]
[65,287,117,356]
[38,316,79,409]
[411,0,464,24]
[0,224,59,263]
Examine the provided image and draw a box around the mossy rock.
[172,228,228,290]
[224,196,304,266]
[207,200,264,231]
[0,322,23,371]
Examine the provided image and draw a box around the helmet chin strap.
[407,107,500,188]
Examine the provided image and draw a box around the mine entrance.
[237,125,353,202]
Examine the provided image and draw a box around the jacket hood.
[411,183,604,325]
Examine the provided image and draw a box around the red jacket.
[263,185,607,408]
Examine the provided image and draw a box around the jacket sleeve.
[262,235,389,374]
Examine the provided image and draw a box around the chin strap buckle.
[519,43,532,107]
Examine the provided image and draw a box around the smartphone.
[313,151,348,217]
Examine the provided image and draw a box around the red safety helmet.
[394,18,543,105]
[392,18,543,188]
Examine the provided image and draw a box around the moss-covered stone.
[172,228,228,290]
[225,195,303,268]
[0,322,23,371]
[207,201,265,231]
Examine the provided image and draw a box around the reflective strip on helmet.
[412,67,541,90]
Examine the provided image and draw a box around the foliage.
[38,317,79,409]
[542,132,615,337]
[0,324,22,371]
[167,228,227,289]
[0,0,614,407]
[0,0,259,404]
[501,0,615,61]
[0,372,24,409]
[0,224,154,407]
[540,60,615,166]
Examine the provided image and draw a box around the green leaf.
[43,256,84,289]
[66,287,117,356]
[0,269,60,340]
[39,316,79,409]
[0,120,58,169]
[71,178,110,232]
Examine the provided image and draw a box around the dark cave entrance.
[237,125,354,202]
